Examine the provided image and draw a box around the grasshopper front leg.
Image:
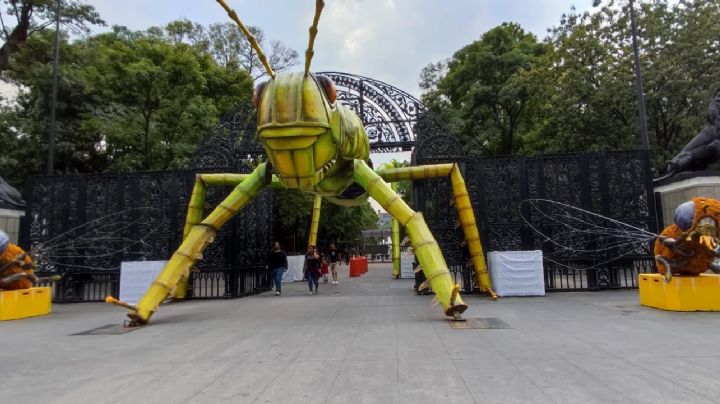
[354,160,467,317]
[107,163,272,326]
[308,195,322,248]
[377,163,496,299]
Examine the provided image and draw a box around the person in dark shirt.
[268,241,288,296]
[304,245,321,295]
[328,242,341,285]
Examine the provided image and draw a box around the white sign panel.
[400,252,415,279]
[488,250,545,297]
[282,255,306,282]
[120,261,167,305]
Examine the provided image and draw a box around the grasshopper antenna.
[215,0,275,79]
[304,0,325,76]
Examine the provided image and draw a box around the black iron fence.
[414,147,658,292]
[20,169,273,302]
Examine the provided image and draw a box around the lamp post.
[47,0,61,175]
[593,0,650,151]
[629,0,650,151]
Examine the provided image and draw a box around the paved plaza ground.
[3,263,720,403]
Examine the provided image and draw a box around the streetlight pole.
[47,0,61,175]
[629,0,650,151]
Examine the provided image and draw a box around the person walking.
[268,241,288,296]
[304,245,321,295]
[328,242,341,285]
[321,256,329,283]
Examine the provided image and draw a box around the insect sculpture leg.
[376,163,497,299]
[107,163,272,325]
[308,195,322,248]
[354,160,467,317]
[169,174,262,299]
[391,182,401,278]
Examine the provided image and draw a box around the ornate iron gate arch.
[190,102,265,172]
[192,73,429,158]
[323,72,427,152]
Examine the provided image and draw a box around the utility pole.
[47,0,61,175]
[629,0,650,151]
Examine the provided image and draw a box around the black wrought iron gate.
[412,118,658,292]
[20,106,274,302]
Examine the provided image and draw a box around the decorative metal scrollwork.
[319,72,426,152]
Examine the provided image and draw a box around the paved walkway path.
[3,263,720,403]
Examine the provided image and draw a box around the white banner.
[400,252,415,279]
[282,255,306,282]
[119,261,167,305]
[488,250,545,297]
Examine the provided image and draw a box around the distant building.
[378,211,392,229]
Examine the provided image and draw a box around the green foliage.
[2,25,254,184]
[527,0,720,172]
[0,0,104,72]
[421,0,720,173]
[272,189,378,253]
[317,199,378,249]
[422,23,547,155]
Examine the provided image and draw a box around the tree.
[0,0,103,73]
[2,25,254,184]
[273,188,379,254]
[421,23,547,155]
[524,4,639,154]
[317,199,378,250]
[206,22,298,79]
[527,0,720,171]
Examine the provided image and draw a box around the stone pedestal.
[0,208,24,243]
[654,171,720,228]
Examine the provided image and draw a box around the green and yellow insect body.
[256,71,369,205]
[105,0,496,326]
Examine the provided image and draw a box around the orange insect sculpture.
[0,230,37,290]
[654,197,720,281]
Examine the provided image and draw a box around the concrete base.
[654,171,720,227]
[639,273,720,311]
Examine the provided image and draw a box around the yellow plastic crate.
[0,287,52,320]
[639,273,720,311]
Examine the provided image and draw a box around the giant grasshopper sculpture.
[107,0,496,326]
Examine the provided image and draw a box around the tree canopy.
[421,23,547,155]
[0,25,254,185]
[0,0,104,73]
[421,0,720,173]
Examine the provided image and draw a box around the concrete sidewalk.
[2,263,720,403]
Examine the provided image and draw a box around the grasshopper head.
[254,72,340,189]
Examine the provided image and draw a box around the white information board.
[400,252,415,279]
[282,255,306,282]
[488,250,545,297]
[119,261,167,305]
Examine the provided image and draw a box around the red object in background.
[349,257,362,277]
[321,261,329,275]
[359,256,368,273]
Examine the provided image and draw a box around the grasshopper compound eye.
[253,80,269,107]
[316,75,337,103]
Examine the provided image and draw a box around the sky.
[91,0,594,99]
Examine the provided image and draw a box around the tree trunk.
[143,111,151,170]
[0,4,33,73]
